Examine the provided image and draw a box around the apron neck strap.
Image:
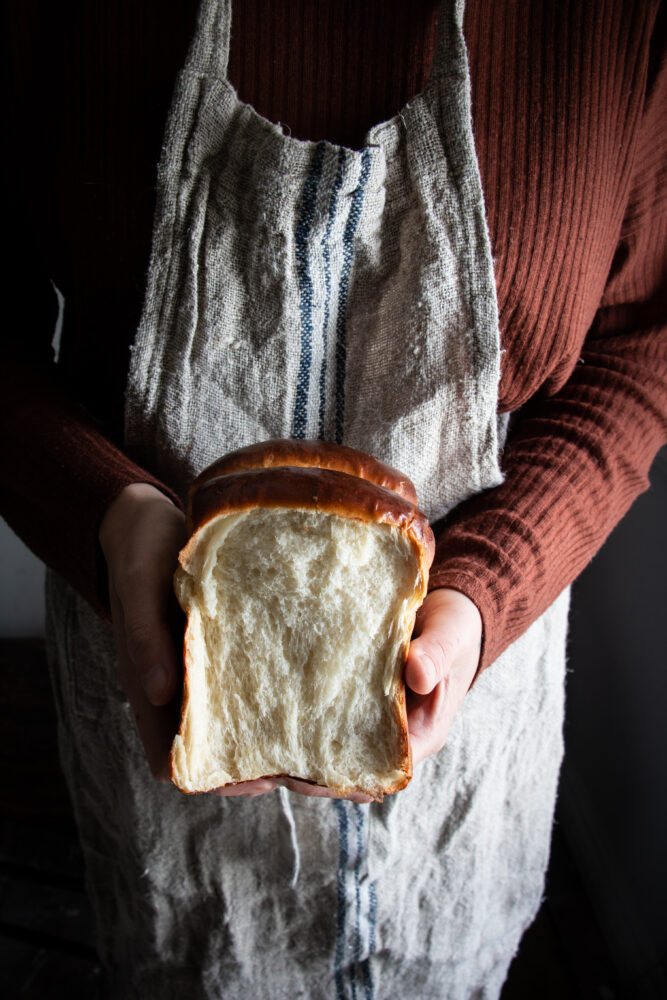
[429,0,466,84]
[185,0,232,80]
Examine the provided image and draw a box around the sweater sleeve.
[0,358,183,622]
[429,37,667,670]
[0,325,185,625]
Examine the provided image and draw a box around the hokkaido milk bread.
[170,441,435,801]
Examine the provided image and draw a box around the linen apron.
[46,1,569,997]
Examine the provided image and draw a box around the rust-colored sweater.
[2,0,666,670]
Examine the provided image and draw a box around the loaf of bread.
[170,440,434,800]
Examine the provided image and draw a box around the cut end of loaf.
[171,506,423,800]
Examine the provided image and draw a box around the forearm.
[0,357,183,618]
[431,319,667,670]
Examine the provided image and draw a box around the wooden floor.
[0,638,621,998]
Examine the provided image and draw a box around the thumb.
[405,635,448,696]
[404,589,482,695]
[112,574,180,706]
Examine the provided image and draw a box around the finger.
[110,591,180,780]
[405,613,458,694]
[211,779,278,797]
[113,567,180,706]
[404,596,453,695]
[404,589,481,696]
[279,777,373,803]
[209,777,372,802]
[406,683,447,766]
[404,637,443,695]
[132,692,181,782]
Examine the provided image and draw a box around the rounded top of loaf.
[183,465,435,578]
[190,439,419,505]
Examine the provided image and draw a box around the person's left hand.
[403,588,482,766]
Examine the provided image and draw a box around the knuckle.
[433,630,462,667]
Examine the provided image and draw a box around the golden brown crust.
[169,617,197,788]
[190,439,419,505]
[174,774,409,802]
[390,650,413,784]
[172,768,410,802]
[186,467,435,574]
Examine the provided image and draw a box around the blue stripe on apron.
[334,799,351,1000]
[293,142,327,439]
[354,804,376,1000]
[334,801,377,1000]
[294,143,372,442]
[319,147,347,439]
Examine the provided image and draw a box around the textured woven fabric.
[46,1,569,996]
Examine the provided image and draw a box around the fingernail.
[142,665,167,703]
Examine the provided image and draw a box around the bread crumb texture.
[172,507,420,797]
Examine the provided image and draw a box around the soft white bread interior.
[171,447,434,801]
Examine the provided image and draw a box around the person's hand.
[404,588,482,767]
[99,483,188,780]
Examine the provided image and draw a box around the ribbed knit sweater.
[2,0,666,670]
